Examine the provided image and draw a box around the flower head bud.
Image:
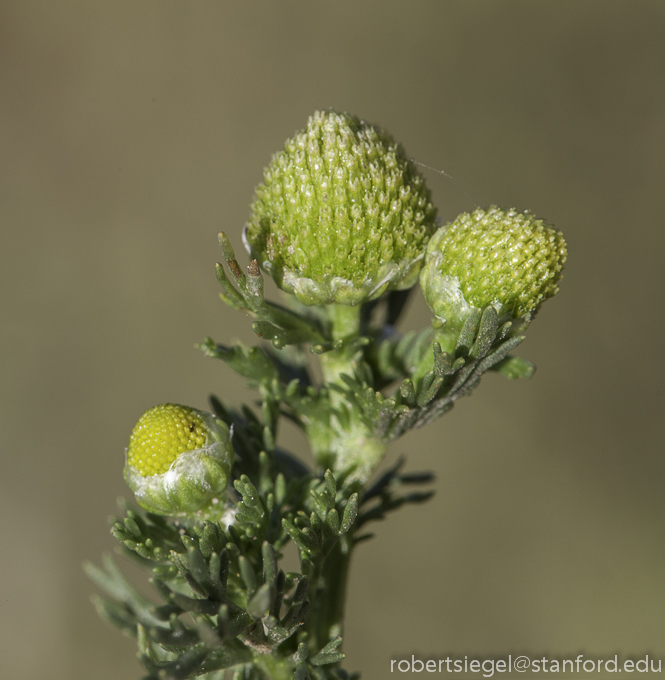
[124,403,233,519]
[420,206,567,329]
[244,110,437,305]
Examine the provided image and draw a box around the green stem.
[319,304,362,387]
[303,304,371,662]
[306,537,353,653]
[311,302,387,480]
[328,303,363,342]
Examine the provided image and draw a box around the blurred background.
[2,2,664,678]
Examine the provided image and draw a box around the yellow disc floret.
[127,404,208,477]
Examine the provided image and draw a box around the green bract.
[420,206,567,329]
[123,404,233,519]
[244,109,437,305]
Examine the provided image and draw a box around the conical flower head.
[124,403,233,519]
[420,206,567,329]
[244,110,438,305]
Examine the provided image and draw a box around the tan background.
[2,2,664,679]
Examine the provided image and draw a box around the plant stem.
[306,537,353,653]
[303,304,367,661]
[319,304,362,387]
[328,304,363,342]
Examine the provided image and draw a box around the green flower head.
[244,109,438,305]
[420,206,567,329]
[124,403,233,519]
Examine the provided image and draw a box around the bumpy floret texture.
[127,404,207,477]
[425,206,567,319]
[245,110,437,304]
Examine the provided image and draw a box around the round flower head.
[420,206,567,329]
[124,404,233,519]
[244,110,438,305]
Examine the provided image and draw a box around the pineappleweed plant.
[86,110,567,680]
